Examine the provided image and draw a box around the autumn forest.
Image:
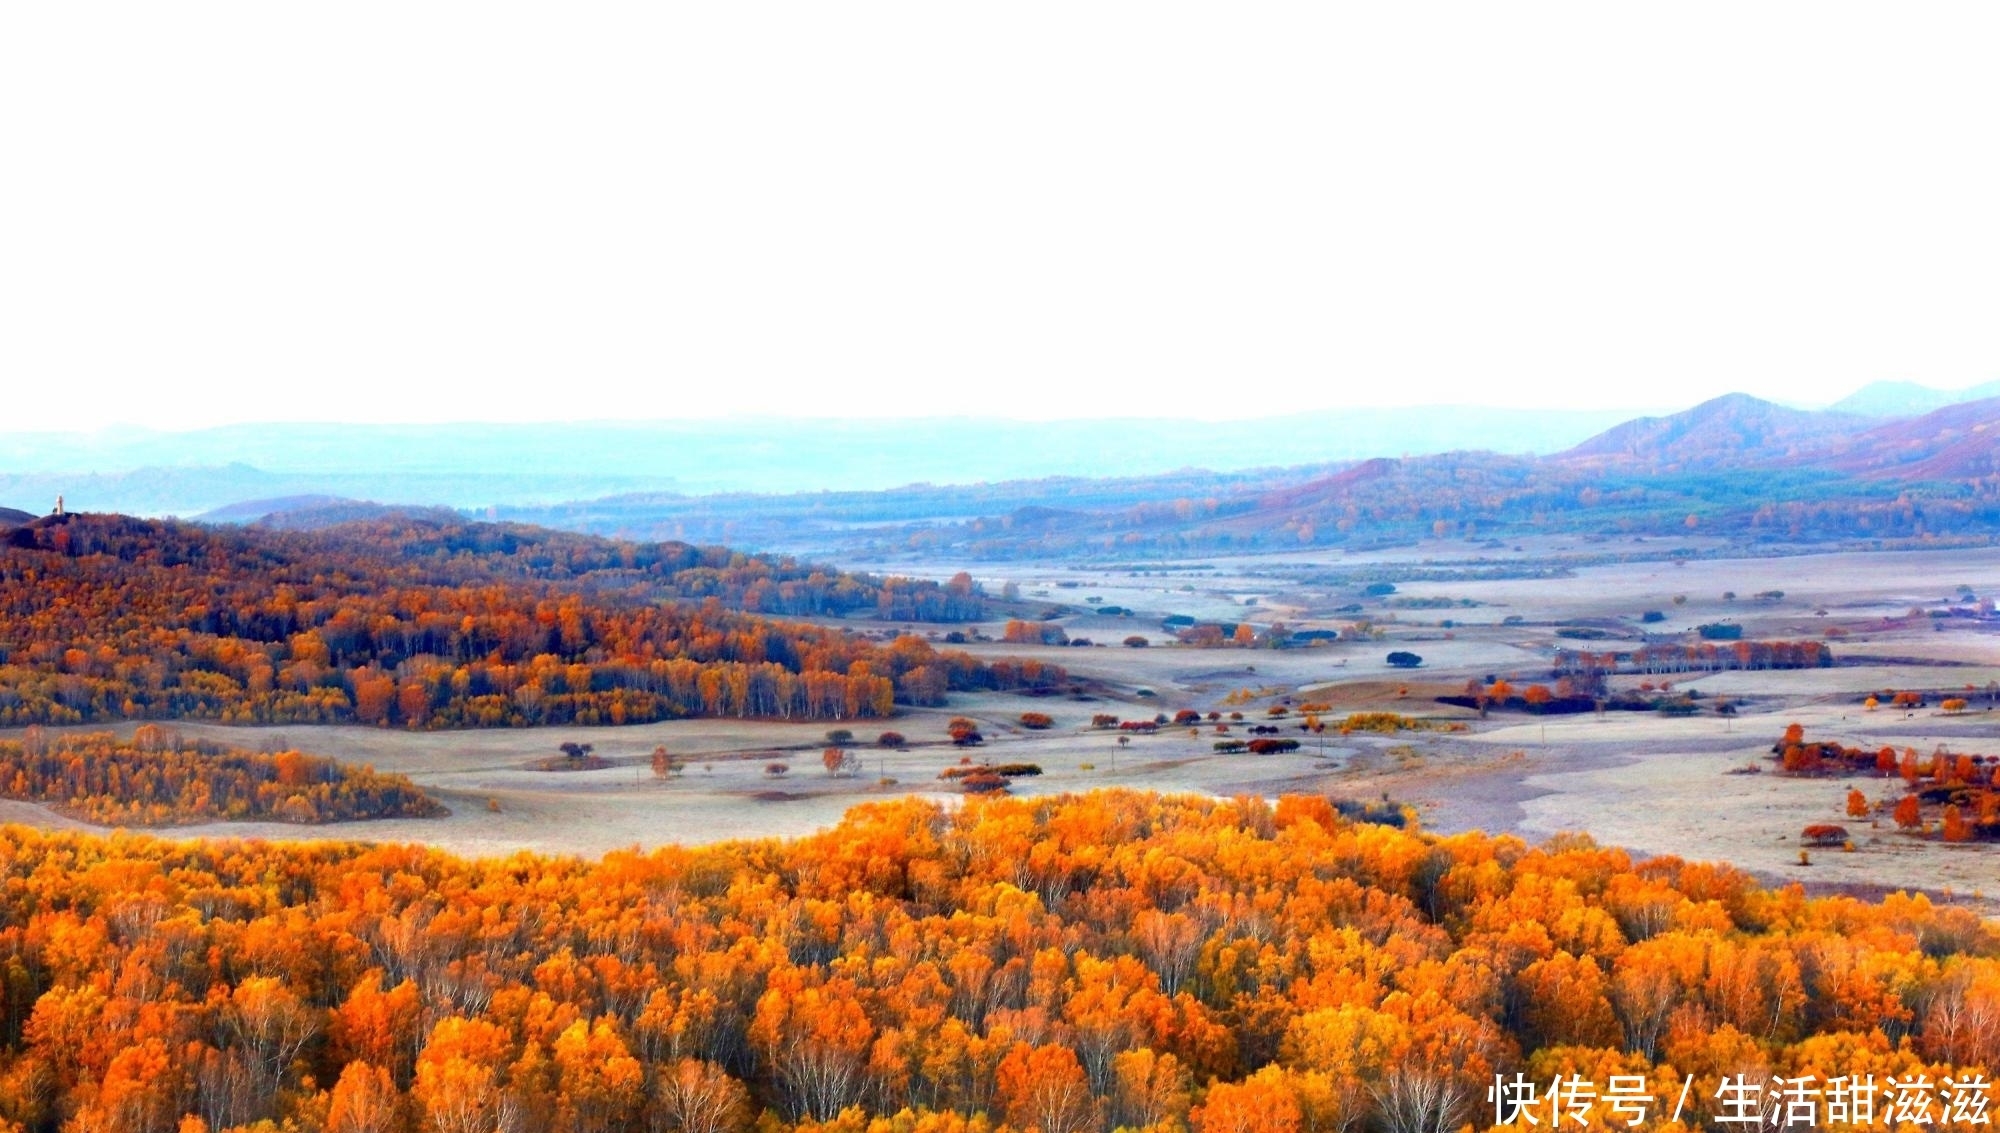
[0,514,1060,729]
[0,792,1995,1133]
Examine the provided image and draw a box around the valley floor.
[5,538,1998,913]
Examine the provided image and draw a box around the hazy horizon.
[0,406,1641,515]
[6,375,1998,522]
[3,376,1995,436]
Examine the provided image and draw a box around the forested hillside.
[0,514,1061,727]
[898,455,1986,560]
[0,791,1989,1133]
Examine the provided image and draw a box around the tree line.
[1555,639,1833,679]
[0,725,441,826]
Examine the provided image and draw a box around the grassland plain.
[4,540,1993,914]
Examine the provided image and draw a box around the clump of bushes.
[940,763,1043,780]
[1247,738,1301,754]
[959,772,1009,794]
[1334,797,1409,827]
[1337,712,1432,734]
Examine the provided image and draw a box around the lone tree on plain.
[559,742,594,764]
[1386,651,1423,669]
[1893,794,1920,829]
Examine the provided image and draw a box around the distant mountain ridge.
[20,386,2000,560]
[1828,379,2000,417]
[406,392,2000,559]
[1553,392,2000,480]
[0,408,1648,516]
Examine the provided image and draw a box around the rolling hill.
[198,495,462,530]
[0,511,1055,728]
[1556,393,1865,471]
[1829,396,2000,480]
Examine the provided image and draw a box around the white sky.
[3,3,1997,429]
